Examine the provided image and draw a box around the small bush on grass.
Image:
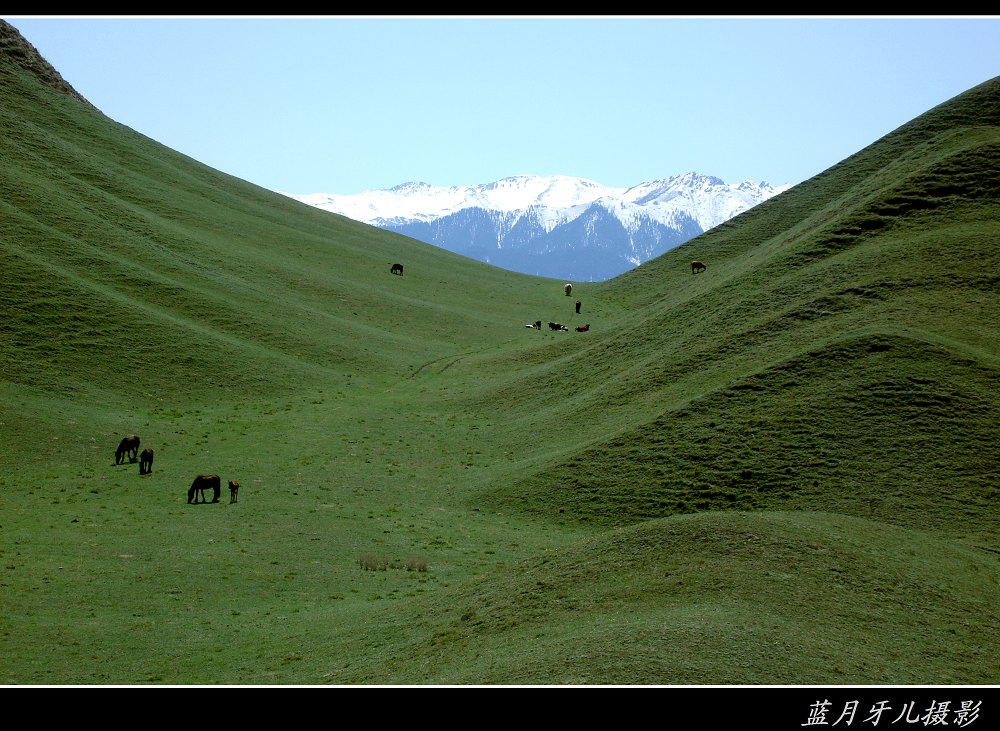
[358,554,428,572]
[405,556,428,572]
[359,553,390,571]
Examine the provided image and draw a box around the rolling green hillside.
[1,21,998,686]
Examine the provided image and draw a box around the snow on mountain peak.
[388,181,434,194]
[284,172,790,232]
[286,174,621,226]
[282,172,792,281]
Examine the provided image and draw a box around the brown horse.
[188,474,221,504]
[229,480,240,504]
[115,435,140,465]
[139,448,154,475]
[691,260,707,274]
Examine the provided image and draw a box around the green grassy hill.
[1,20,998,685]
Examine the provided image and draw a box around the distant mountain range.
[285,173,792,281]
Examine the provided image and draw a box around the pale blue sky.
[5,15,999,195]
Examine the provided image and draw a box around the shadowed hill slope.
[0,21,568,409]
[2,18,999,685]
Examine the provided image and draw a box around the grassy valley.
[1,21,998,685]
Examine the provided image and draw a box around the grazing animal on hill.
[390,263,404,275]
[691,260,707,274]
[548,322,569,331]
[188,474,221,504]
[575,324,590,332]
[575,300,582,314]
[564,283,573,296]
[229,480,240,504]
[525,320,542,330]
[139,448,154,475]
[115,435,140,465]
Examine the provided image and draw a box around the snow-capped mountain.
[284,173,791,281]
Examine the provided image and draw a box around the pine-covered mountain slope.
[2,18,999,685]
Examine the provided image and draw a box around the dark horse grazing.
[229,480,240,504]
[115,435,140,464]
[139,448,154,475]
[390,263,404,275]
[691,260,707,274]
[188,474,221,504]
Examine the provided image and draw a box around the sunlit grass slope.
[326,511,1000,685]
[475,77,1000,545]
[1,21,998,684]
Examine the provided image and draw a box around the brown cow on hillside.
[691,260,707,274]
[575,324,590,332]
